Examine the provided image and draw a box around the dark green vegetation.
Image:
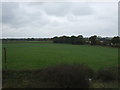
[2,41,118,70]
[2,64,118,88]
[53,35,120,47]
[3,64,93,88]
[2,41,118,88]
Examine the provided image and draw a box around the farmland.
[2,41,118,70]
[2,41,119,88]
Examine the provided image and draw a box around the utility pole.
[4,47,7,70]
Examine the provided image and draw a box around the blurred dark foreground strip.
[2,64,119,88]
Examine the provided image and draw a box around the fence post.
[4,47,7,70]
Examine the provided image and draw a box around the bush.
[40,64,94,88]
[97,67,118,82]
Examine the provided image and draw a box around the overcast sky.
[2,2,118,38]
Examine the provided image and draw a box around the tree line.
[2,35,120,47]
[2,38,51,41]
[52,35,120,48]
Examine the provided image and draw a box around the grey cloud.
[27,2,44,6]
[2,2,93,27]
[2,2,19,24]
[71,3,93,16]
[40,2,93,16]
[0,3,1,38]
[40,2,72,16]
[2,2,48,28]
[2,2,118,38]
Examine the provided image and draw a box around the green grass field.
[2,41,118,70]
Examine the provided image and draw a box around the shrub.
[40,64,94,88]
[97,67,118,82]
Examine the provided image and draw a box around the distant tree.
[53,35,119,47]
[53,36,59,43]
[89,35,97,45]
[61,36,68,43]
[77,35,85,45]
[53,35,85,45]
[78,35,83,38]
[111,36,120,45]
[31,38,34,40]
[70,36,77,44]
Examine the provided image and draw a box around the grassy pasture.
[2,41,118,70]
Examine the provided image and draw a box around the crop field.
[2,41,118,70]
